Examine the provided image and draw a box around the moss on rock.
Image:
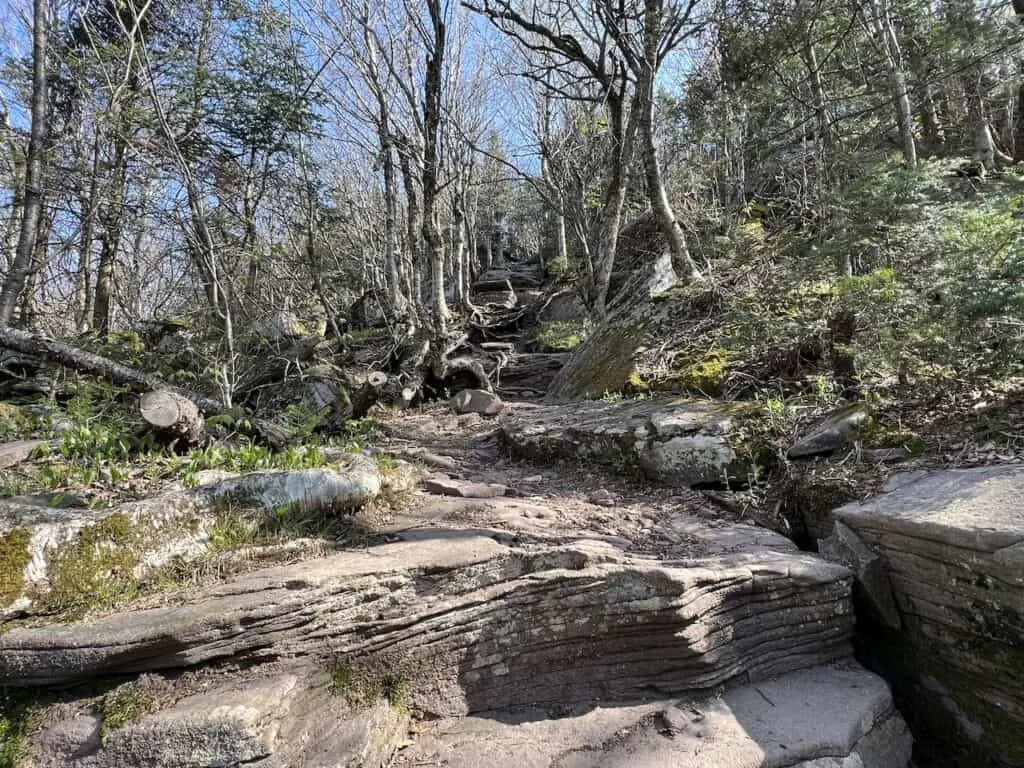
[535,320,585,352]
[672,349,732,396]
[0,529,31,608]
[44,513,142,614]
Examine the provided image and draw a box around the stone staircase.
[466,260,574,400]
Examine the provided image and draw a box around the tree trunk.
[637,3,701,281]
[4,139,25,275]
[93,122,130,336]
[380,135,405,316]
[396,135,423,320]
[590,87,636,319]
[867,0,916,168]
[75,134,101,333]
[421,0,449,334]
[0,0,49,326]
[140,390,206,447]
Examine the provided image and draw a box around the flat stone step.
[500,397,756,487]
[395,663,913,768]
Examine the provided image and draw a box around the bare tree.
[0,0,50,325]
[466,0,702,317]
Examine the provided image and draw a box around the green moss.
[100,687,155,743]
[535,320,585,352]
[44,513,141,615]
[673,349,732,396]
[0,688,39,768]
[0,530,30,608]
[326,661,409,714]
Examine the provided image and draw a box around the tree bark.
[637,1,701,280]
[422,0,449,334]
[75,133,101,332]
[0,0,49,325]
[93,121,130,336]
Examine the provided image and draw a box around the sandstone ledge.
[834,464,1024,767]
[500,398,755,487]
[1,533,853,720]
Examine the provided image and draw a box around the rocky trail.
[2,255,1023,768]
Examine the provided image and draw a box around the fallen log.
[0,326,292,449]
[139,390,205,447]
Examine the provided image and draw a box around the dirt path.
[371,402,770,561]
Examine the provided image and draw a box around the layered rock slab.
[832,465,1024,767]
[29,672,406,767]
[396,663,911,768]
[500,398,753,486]
[1,533,854,720]
[0,456,382,616]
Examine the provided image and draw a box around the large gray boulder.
[832,464,1024,767]
[546,212,678,402]
[29,673,406,767]
[500,397,754,487]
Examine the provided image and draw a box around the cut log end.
[139,390,205,445]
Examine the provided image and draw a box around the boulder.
[0,457,382,616]
[30,673,407,768]
[546,213,678,403]
[0,535,855,708]
[421,476,510,498]
[449,389,504,416]
[395,664,912,768]
[251,311,311,342]
[538,290,586,322]
[833,465,1024,767]
[787,403,872,459]
[0,439,52,470]
[501,398,753,487]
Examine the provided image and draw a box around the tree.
[466,0,702,317]
[0,0,49,325]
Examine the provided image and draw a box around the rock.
[5,492,88,509]
[474,266,543,291]
[501,398,753,487]
[348,292,388,329]
[538,290,586,322]
[421,476,509,498]
[395,664,912,768]
[457,413,483,428]
[0,458,381,616]
[189,469,238,487]
[31,673,408,768]
[252,311,310,342]
[861,447,910,464]
[449,389,504,416]
[819,520,901,630]
[0,535,854,704]
[546,214,678,403]
[473,289,517,309]
[587,489,615,507]
[0,439,52,470]
[787,404,872,459]
[833,465,1024,767]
